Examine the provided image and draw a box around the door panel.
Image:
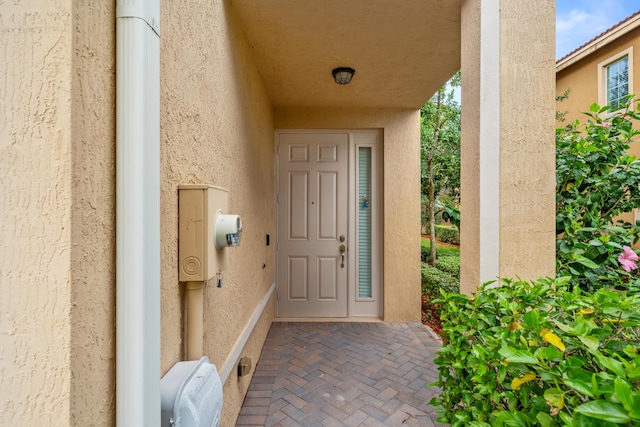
[288,172,308,240]
[317,257,338,300]
[318,172,338,239]
[277,132,348,317]
[288,256,308,300]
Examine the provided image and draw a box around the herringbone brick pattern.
[236,322,445,427]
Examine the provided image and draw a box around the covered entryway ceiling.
[231,0,461,109]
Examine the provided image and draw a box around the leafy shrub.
[421,244,430,263]
[421,239,460,325]
[435,225,460,244]
[556,100,640,291]
[436,255,460,279]
[422,264,460,324]
[430,277,640,426]
[441,205,461,230]
[422,264,459,296]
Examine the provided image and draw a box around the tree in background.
[420,72,461,266]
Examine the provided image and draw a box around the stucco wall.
[460,0,481,291]
[1,2,73,425]
[69,3,117,425]
[461,0,556,292]
[161,1,275,425]
[3,0,275,425]
[274,108,421,322]
[498,1,556,280]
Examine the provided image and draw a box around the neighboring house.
[556,10,640,225]
[1,1,555,426]
[556,11,640,125]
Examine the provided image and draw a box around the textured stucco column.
[460,0,556,293]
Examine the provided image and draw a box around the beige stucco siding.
[498,1,556,280]
[69,2,117,425]
[460,0,481,290]
[1,3,73,425]
[3,1,275,425]
[161,2,275,425]
[274,108,421,322]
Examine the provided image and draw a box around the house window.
[357,146,372,299]
[598,47,633,112]
[606,56,628,110]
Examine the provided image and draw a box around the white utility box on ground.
[160,356,223,427]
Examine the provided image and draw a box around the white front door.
[277,132,349,317]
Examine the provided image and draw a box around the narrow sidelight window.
[357,147,372,299]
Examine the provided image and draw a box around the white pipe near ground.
[116,0,160,425]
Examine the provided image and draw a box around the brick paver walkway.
[236,322,445,427]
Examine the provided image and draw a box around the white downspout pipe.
[116,1,160,425]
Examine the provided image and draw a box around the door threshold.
[273,317,382,322]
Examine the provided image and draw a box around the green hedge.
[421,245,430,263]
[421,264,460,323]
[421,238,460,279]
[421,264,459,296]
[430,277,640,426]
[435,225,460,244]
[435,255,460,279]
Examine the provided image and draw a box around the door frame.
[275,129,383,318]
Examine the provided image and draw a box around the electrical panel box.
[178,185,229,282]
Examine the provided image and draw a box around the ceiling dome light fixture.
[332,67,355,85]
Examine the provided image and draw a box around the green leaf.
[590,103,600,112]
[614,377,634,411]
[630,402,640,421]
[552,320,576,335]
[523,310,540,329]
[595,353,626,378]
[559,412,575,426]
[563,378,595,397]
[578,335,599,352]
[495,410,529,427]
[543,388,564,410]
[575,401,631,424]
[605,241,623,249]
[536,346,564,361]
[575,256,600,269]
[574,413,618,427]
[532,395,550,412]
[536,412,555,427]
[503,350,538,365]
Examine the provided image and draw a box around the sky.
[556,0,640,60]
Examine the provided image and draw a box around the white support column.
[478,0,501,285]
